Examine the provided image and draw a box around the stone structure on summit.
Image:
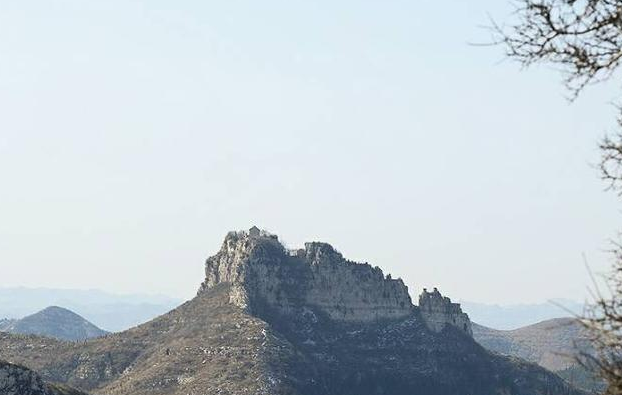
[418,287,473,336]
[199,227,413,322]
[199,227,473,334]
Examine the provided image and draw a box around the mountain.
[461,300,584,330]
[0,360,87,395]
[0,287,181,332]
[473,318,603,392]
[0,228,584,395]
[472,318,588,371]
[0,306,108,341]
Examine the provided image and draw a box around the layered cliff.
[419,287,473,336]
[198,229,413,322]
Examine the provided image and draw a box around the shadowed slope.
[0,360,88,395]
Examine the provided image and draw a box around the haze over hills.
[0,306,108,341]
[0,288,181,332]
[0,228,585,395]
[462,300,584,330]
[473,318,590,371]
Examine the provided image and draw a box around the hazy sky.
[1,0,619,304]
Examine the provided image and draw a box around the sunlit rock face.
[418,287,472,336]
[199,228,414,322]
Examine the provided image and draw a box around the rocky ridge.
[419,287,473,336]
[199,230,413,323]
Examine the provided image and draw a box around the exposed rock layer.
[419,287,472,336]
[199,230,413,322]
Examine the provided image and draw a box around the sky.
[0,0,620,304]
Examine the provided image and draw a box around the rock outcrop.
[419,287,472,336]
[199,229,413,322]
[0,360,87,395]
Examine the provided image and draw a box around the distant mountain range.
[461,300,584,330]
[0,287,181,332]
[0,306,108,341]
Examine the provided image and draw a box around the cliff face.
[419,288,473,336]
[199,230,413,322]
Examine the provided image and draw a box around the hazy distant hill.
[472,318,588,371]
[0,229,584,395]
[473,318,603,392]
[0,306,107,341]
[0,288,181,332]
[461,300,584,330]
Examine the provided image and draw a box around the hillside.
[472,318,604,392]
[472,318,589,372]
[0,228,585,395]
[0,306,108,341]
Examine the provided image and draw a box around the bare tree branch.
[494,1,622,392]
[494,0,622,99]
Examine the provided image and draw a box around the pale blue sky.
[0,0,619,304]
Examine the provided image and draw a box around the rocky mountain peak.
[419,287,472,336]
[199,227,413,322]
